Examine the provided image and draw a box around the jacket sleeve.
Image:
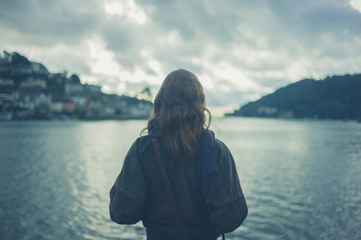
[109,139,147,224]
[205,140,248,234]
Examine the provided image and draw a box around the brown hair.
[143,69,211,160]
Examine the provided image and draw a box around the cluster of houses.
[0,51,153,120]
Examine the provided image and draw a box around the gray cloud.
[0,0,102,44]
[1,0,361,110]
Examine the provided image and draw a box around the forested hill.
[229,74,361,120]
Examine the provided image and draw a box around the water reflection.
[1,119,361,240]
[213,118,361,239]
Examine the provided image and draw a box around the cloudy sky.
[1,0,361,113]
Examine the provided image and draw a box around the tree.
[11,52,30,66]
[69,74,81,84]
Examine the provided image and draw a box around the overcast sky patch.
[1,0,360,110]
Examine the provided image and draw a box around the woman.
[109,69,247,240]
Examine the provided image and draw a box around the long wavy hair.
[143,69,211,160]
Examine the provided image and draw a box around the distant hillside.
[0,51,153,120]
[228,74,361,120]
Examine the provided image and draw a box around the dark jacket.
[109,135,248,240]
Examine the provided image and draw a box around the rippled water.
[1,118,361,240]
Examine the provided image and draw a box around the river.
[1,118,360,239]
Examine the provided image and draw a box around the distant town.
[0,51,153,120]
